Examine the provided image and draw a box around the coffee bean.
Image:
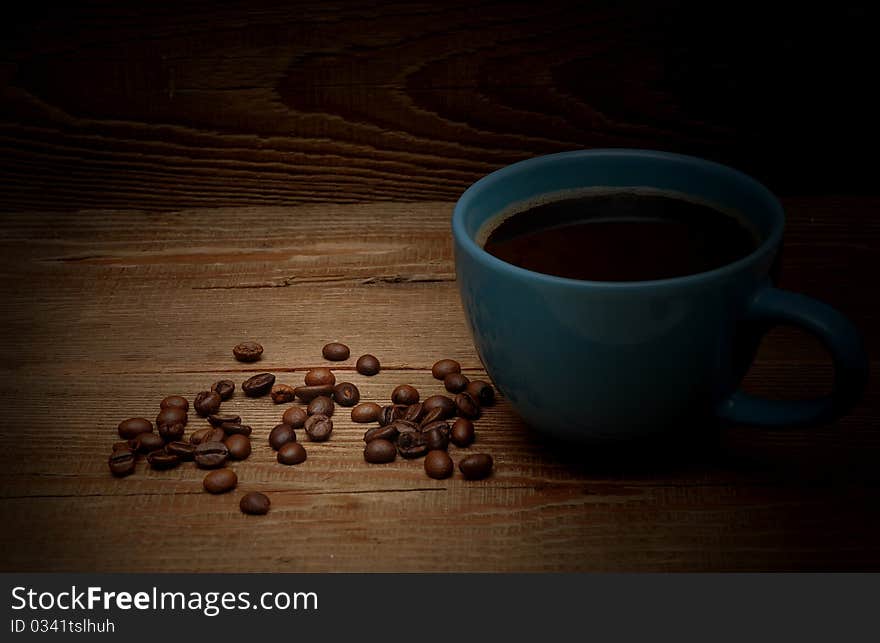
[277,442,307,465]
[364,439,397,463]
[242,373,275,398]
[132,432,164,453]
[270,384,296,404]
[208,413,240,428]
[459,453,493,480]
[160,395,189,412]
[424,450,454,479]
[304,367,336,386]
[294,384,336,402]
[397,431,428,459]
[391,384,419,405]
[240,492,270,515]
[307,395,334,417]
[419,407,445,427]
[444,372,469,393]
[420,419,451,436]
[147,449,180,470]
[304,414,333,442]
[157,421,185,443]
[450,418,475,447]
[351,402,381,423]
[378,404,407,426]
[190,427,226,445]
[422,395,457,419]
[193,390,222,416]
[268,423,297,450]
[356,354,380,376]
[203,468,237,494]
[333,382,360,407]
[166,441,196,461]
[281,406,308,428]
[454,392,481,420]
[108,448,135,477]
[431,359,461,380]
[404,402,425,423]
[389,419,420,435]
[220,422,252,437]
[322,342,350,361]
[363,424,400,443]
[211,380,235,401]
[225,434,252,460]
[194,441,229,469]
[465,380,495,406]
[423,428,449,451]
[155,408,187,441]
[233,341,263,362]
[117,417,153,440]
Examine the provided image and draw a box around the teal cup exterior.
[452,150,868,442]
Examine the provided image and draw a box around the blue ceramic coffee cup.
[453,149,868,442]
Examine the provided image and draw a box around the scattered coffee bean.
[225,434,252,460]
[240,492,270,515]
[444,372,469,393]
[270,383,296,404]
[423,427,449,451]
[391,384,419,405]
[294,384,335,402]
[389,419,420,435]
[450,418,475,447]
[281,406,308,428]
[378,404,407,426]
[190,427,226,445]
[157,421,185,442]
[424,450,454,479]
[363,424,400,443]
[132,432,164,453]
[454,392,481,420]
[166,441,196,461]
[211,380,235,401]
[304,414,333,442]
[117,417,153,440]
[351,402,382,423]
[242,373,275,397]
[277,442,307,465]
[322,342,350,361]
[431,359,461,380]
[268,423,297,450]
[203,468,237,494]
[108,448,135,477]
[329,383,356,408]
[419,407,445,427]
[421,419,451,437]
[147,449,180,470]
[364,439,397,463]
[193,390,222,416]
[194,441,229,469]
[465,380,495,406]
[304,368,336,386]
[422,395,457,419]
[356,354,380,376]
[397,431,428,459]
[404,402,425,423]
[208,413,240,428]
[220,422,252,436]
[307,395,334,417]
[233,341,263,362]
[160,395,189,412]
[156,407,187,427]
[459,453,493,480]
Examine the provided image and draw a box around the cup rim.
[452,148,785,290]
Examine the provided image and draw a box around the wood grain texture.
[0,201,878,572]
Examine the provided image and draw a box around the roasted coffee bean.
[225,434,251,460]
[404,402,425,423]
[322,342,350,361]
[112,441,131,451]
[444,372,469,393]
[307,395,334,417]
[270,383,296,404]
[277,442,307,465]
[305,367,336,386]
[389,419,419,435]
[208,413,240,428]
[233,341,263,362]
[378,404,407,426]
[240,492,270,515]
[166,441,196,461]
[304,414,333,442]
[431,359,461,380]
[242,373,275,397]
[459,453,493,480]
[356,354,380,376]
[268,424,297,451]
[465,380,495,406]
[132,432,164,453]
[454,392,481,420]
[220,422,252,437]
[423,428,449,451]
[157,421,185,442]
[294,384,336,402]
[203,468,237,494]
[364,439,397,463]
[194,441,229,469]
[211,380,235,401]
[421,419,451,437]
[391,384,419,405]
[363,424,400,443]
[424,450,454,479]
[281,406,308,428]
[352,402,382,423]
[108,448,135,477]
[190,427,226,445]
[422,395,457,419]
[333,382,360,407]
[450,418,475,447]
[160,395,189,412]
[397,431,428,459]
[193,390,222,416]
[156,407,187,427]
[419,407,445,427]
[148,449,180,470]
[117,417,153,440]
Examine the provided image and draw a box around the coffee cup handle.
[717,285,868,426]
